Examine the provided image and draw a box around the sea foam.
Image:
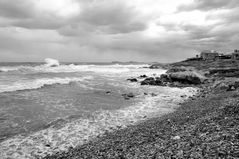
[0,87,198,159]
[0,76,92,93]
[0,59,150,74]
[44,58,60,67]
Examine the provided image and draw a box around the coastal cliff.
[44,59,239,159]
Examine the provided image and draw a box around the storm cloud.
[0,0,239,62]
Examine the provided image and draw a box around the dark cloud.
[75,1,147,34]
[178,0,239,11]
[57,23,93,37]
[0,0,65,30]
[0,0,34,19]
[0,0,239,62]
[0,0,147,33]
[12,17,67,30]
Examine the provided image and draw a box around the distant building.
[232,49,239,60]
[216,53,232,60]
[200,50,219,60]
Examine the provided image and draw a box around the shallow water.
[0,62,197,159]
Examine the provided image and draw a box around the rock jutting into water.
[140,67,206,87]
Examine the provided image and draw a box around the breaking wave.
[0,64,150,74]
[0,58,149,74]
[44,58,60,67]
[0,76,92,93]
[0,67,19,72]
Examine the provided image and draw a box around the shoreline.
[44,60,239,159]
[45,82,239,159]
[0,79,196,159]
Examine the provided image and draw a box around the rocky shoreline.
[44,60,239,159]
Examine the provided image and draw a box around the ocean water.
[0,60,197,159]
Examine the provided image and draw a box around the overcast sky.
[0,0,238,62]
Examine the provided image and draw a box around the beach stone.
[127,78,138,82]
[227,85,236,91]
[235,133,239,139]
[122,93,135,100]
[124,97,130,100]
[139,75,147,78]
[151,93,157,97]
[45,144,51,147]
[127,93,134,98]
[172,136,181,140]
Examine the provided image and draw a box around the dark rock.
[106,91,111,94]
[151,93,157,97]
[127,78,138,82]
[209,68,239,77]
[124,97,130,100]
[139,75,148,78]
[227,85,235,91]
[235,133,239,139]
[160,74,171,83]
[140,77,155,85]
[168,72,202,85]
[122,93,135,99]
[180,95,187,98]
[45,144,51,147]
[149,65,161,69]
[140,77,165,86]
[127,93,134,98]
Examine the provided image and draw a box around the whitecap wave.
[0,67,20,72]
[44,58,60,67]
[32,64,150,74]
[0,76,92,93]
[0,64,150,74]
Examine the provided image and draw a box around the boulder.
[127,78,138,82]
[122,93,135,100]
[139,75,148,78]
[151,93,157,96]
[140,77,155,85]
[168,71,205,85]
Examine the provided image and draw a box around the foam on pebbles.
[0,87,198,159]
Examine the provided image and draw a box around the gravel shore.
[44,81,239,158]
[44,60,239,159]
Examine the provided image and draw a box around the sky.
[0,0,239,62]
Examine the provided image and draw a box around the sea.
[0,59,197,159]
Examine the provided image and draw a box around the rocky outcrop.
[149,63,169,69]
[212,78,239,91]
[140,77,165,86]
[168,71,204,85]
[209,68,239,77]
[140,68,206,87]
[166,66,188,73]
